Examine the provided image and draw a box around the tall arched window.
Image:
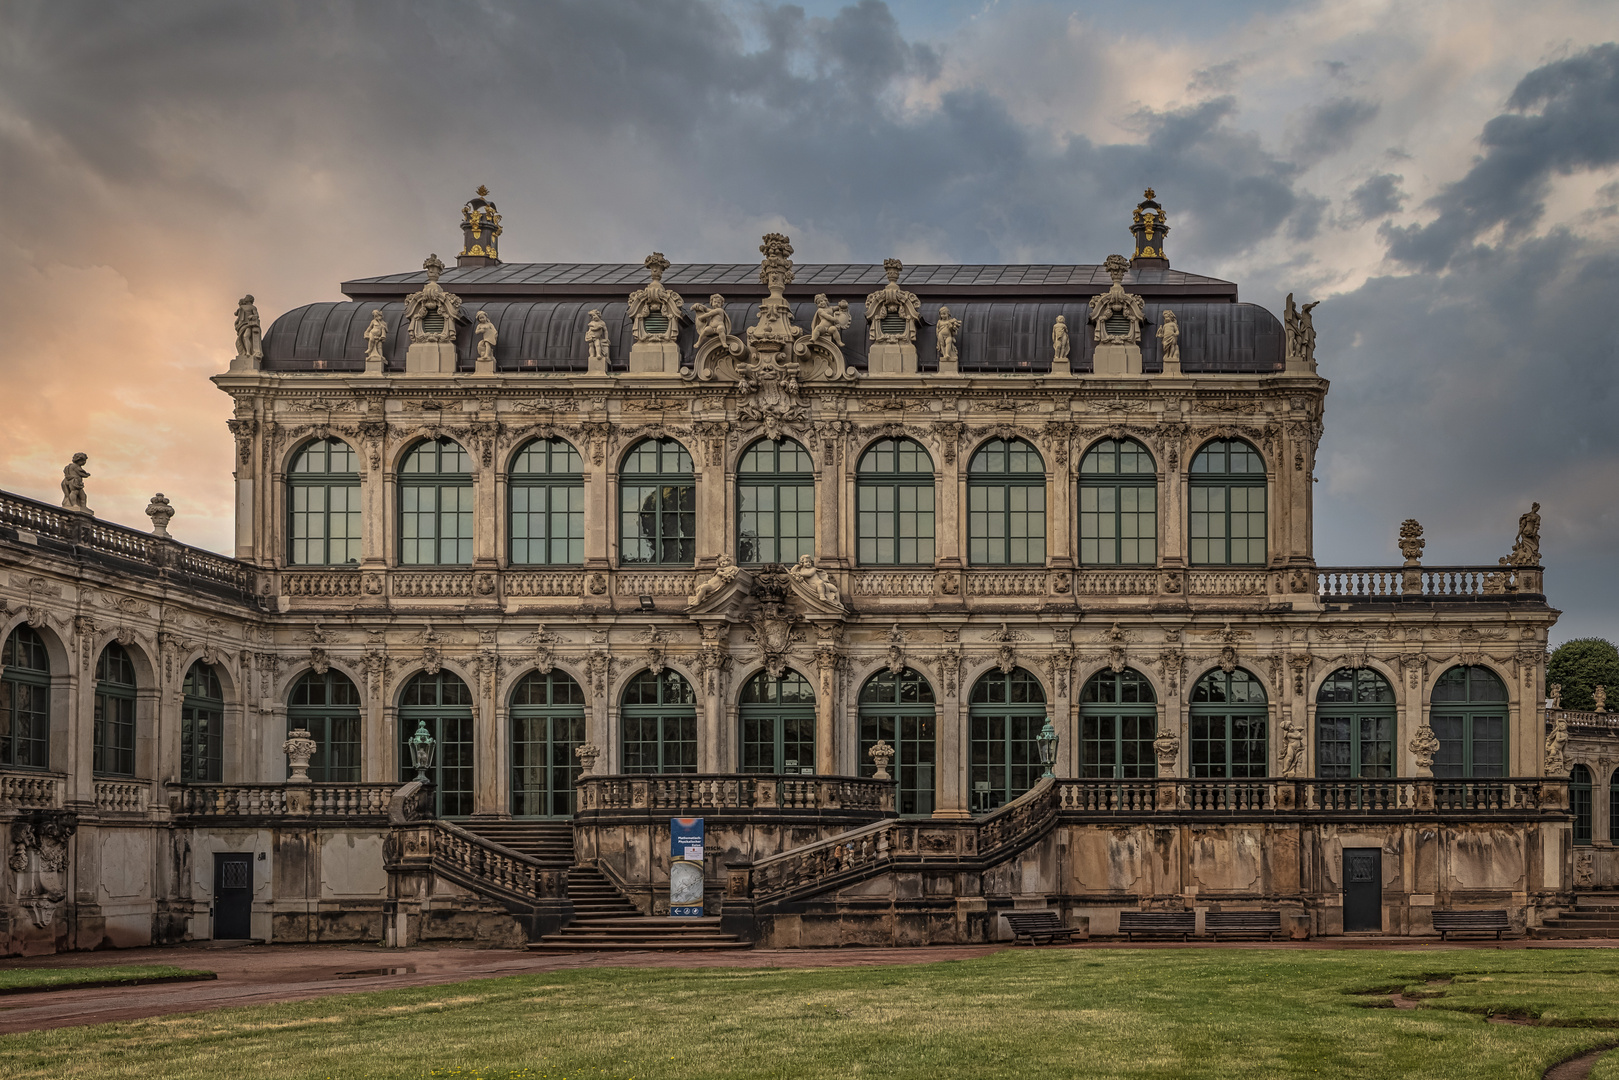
[1191,669,1268,778]
[510,438,584,566]
[2,626,50,769]
[510,669,587,816]
[400,437,473,566]
[1189,439,1266,566]
[1610,771,1618,843]
[621,670,697,773]
[1080,668,1156,780]
[93,643,137,778]
[739,669,816,774]
[288,669,361,783]
[181,662,224,783]
[1571,764,1593,845]
[856,438,935,566]
[288,437,361,566]
[969,668,1047,811]
[1079,439,1157,566]
[968,439,1046,566]
[738,439,815,565]
[620,439,695,566]
[1430,665,1508,778]
[1315,667,1394,779]
[399,671,475,816]
[858,668,936,815]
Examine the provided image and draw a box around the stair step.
[527,940,753,951]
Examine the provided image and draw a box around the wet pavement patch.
[335,966,417,979]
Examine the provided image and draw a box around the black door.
[1343,847,1381,933]
[213,853,253,939]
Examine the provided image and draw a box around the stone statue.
[687,555,741,608]
[1398,519,1425,564]
[585,309,610,367]
[1550,683,1562,709]
[1597,685,1609,714]
[363,309,388,368]
[1544,715,1569,776]
[60,453,90,514]
[1051,315,1070,364]
[234,295,263,361]
[1152,730,1180,773]
[1409,725,1441,775]
[789,555,842,607]
[145,493,174,537]
[1156,309,1180,369]
[936,306,961,367]
[1509,502,1541,566]
[807,294,851,349]
[403,254,463,344]
[692,294,732,347]
[1278,716,1305,777]
[1284,294,1321,367]
[474,310,498,366]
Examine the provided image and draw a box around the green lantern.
[407,719,437,783]
[1037,717,1059,779]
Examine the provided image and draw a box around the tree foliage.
[1548,638,1619,710]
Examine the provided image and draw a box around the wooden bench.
[1205,910,1282,940]
[1431,909,1513,940]
[1003,910,1080,946]
[1118,910,1195,941]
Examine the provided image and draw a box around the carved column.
[935,424,963,584]
[1046,426,1074,572]
[581,421,611,589]
[226,416,259,561]
[696,430,729,570]
[933,652,967,818]
[359,419,389,581]
[815,433,844,569]
[815,645,840,776]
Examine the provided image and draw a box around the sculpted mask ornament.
[1409,725,1441,775]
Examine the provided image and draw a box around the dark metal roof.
[341,262,1239,302]
[264,298,1280,375]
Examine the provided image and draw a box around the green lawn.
[0,965,211,992]
[3,950,1619,1079]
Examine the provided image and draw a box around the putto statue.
[936,306,961,373]
[60,453,91,514]
[363,309,388,371]
[234,295,263,363]
[1278,716,1305,777]
[798,293,856,381]
[474,311,498,371]
[1508,502,1541,566]
[1156,308,1181,372]
[789,555,844,610]
[1051,315,1070,366]
[403,254,463,344]
[1544,714,1569,776]
[806,294,850,350]
[585,309,611,372]
[687,555,742,608]
[687,294,745,381]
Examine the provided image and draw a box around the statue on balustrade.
[1509,502,1541,566]
[60,453,91,514]
[234,295,263,362]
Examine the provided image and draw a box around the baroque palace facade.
[0,189,1604,955]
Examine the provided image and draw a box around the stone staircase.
[456,821,575,864]
[1536,893,1619,938]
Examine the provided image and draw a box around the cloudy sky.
[0,0,1614,641]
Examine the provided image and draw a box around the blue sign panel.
[669,817,704,917]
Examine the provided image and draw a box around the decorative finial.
[476,184,490,198]
[758,233,795,288]
[1130,189,1169,267]
[883,257,903,284]
[146,493,174,538]
[458,187,501,265]
[1143,187,1156,200]
[644,252,670,281]
[1104,253,1129,286]
[1398,519,1425,565]
[423,253,445,282]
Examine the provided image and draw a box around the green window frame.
[737,438,815,566]
[1,625,51,770]
[1079,438,1157,566]
[510,669,587,817]
[93,643,137,778]
[399,438,473,566]
[509,438,584,566]
[1079,667,1157,780]
[288,437,361,566]
[968,667,1048,812]
[1430,665,1508,778]
[967,438,1046,566]
[1190,668,1269,779]
[1189,438,1267,566]
[858,668,937,816]
[181,661,224,783]
[1314,667,1394,779]
[856,438,935,566]
[398,671,475,816]
[1610,772,1618,843]
[1571,764,1593,846]
[288,669,361,783]
[739,669,816,774]
[620,669,697,773]
[619,439,696,566]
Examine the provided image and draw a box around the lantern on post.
[1037,716,1059,779]
[407,719,437,783]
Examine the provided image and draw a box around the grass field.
[3,949,1619,1079]
[0,965,210,992]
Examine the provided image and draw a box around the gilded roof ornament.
[1129,187,1169,267]
[459,185,502,264]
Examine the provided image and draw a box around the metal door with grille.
[1342,848,1381,933]
[213,852,253,939]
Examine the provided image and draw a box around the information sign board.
[669,817,704,917]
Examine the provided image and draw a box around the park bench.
[1118,910,1196,941]
[1431,909,1513,940]
[1204,910,1282,940]
[1003,910,1080,946]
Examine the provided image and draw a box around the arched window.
[739,669,816,774]
[288,669,361,783]
[620,439,695,566]
[968,668,1047,811]
[1610,771,1619,843]
[510,438,584,566]
[1080,668,1157,780]
[400,438,473,566]
[2,626,50,769]
[288,438,361,566]
[621,670,697,773]
[858,668,937,815]
[510,669,587,816]
[738,439,815,565]
[1189,439,1266,566]
[1315,667,1394,779]
[1430,665,1508,778]
[93,643,137,777]
[1079,439,1157,566]
[1571,764,1593,845]
[856,438,935,566]
[1191,669,1268,779]
[181,661,224,783]
[398,671,475,816]
[968,439,1046,566]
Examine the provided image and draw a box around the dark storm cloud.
[1288,96,1379,164]
[1346,173,1407,221]
[1384,43,1619,271]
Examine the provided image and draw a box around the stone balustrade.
[1551,708,1619,733]
[1318,564,1544,603]
[0,770,65,811]
[173,782,397,821]
[576,773,894,815]
[94,779,152,814]
[283,571,363,597]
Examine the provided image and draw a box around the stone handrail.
[1187,570,1269,596]
[576,773,894,815]
[173,782,397,820]
[1318,564,1543,602]
[0,769,65,811]
[1550,708,1619,733]
[385,813,565,909]
[94,779,153,813]
[1054,777,1555,815]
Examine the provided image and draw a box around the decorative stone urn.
[575,742,602,778]
[283,728,316,783]
[868,740,896,781]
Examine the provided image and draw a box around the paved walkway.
[1,937,1616,1034]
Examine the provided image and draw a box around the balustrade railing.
[614,572,697,596]
[173,782,397,820]
[283,572,363,597]
[1072,571,1158,596]
[391,573,473,598]
[0,770,65,811]
[965,571,1047,597]
[1187,570,1269,596]
[507,572,584,597]
[398,818,563,904]
[1050,777,1554,815]
[1317,565,1541,602]
[94,779,151,813]
[1548,708,1618,733]
[577,774,894,815]
[851,572,933,597]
